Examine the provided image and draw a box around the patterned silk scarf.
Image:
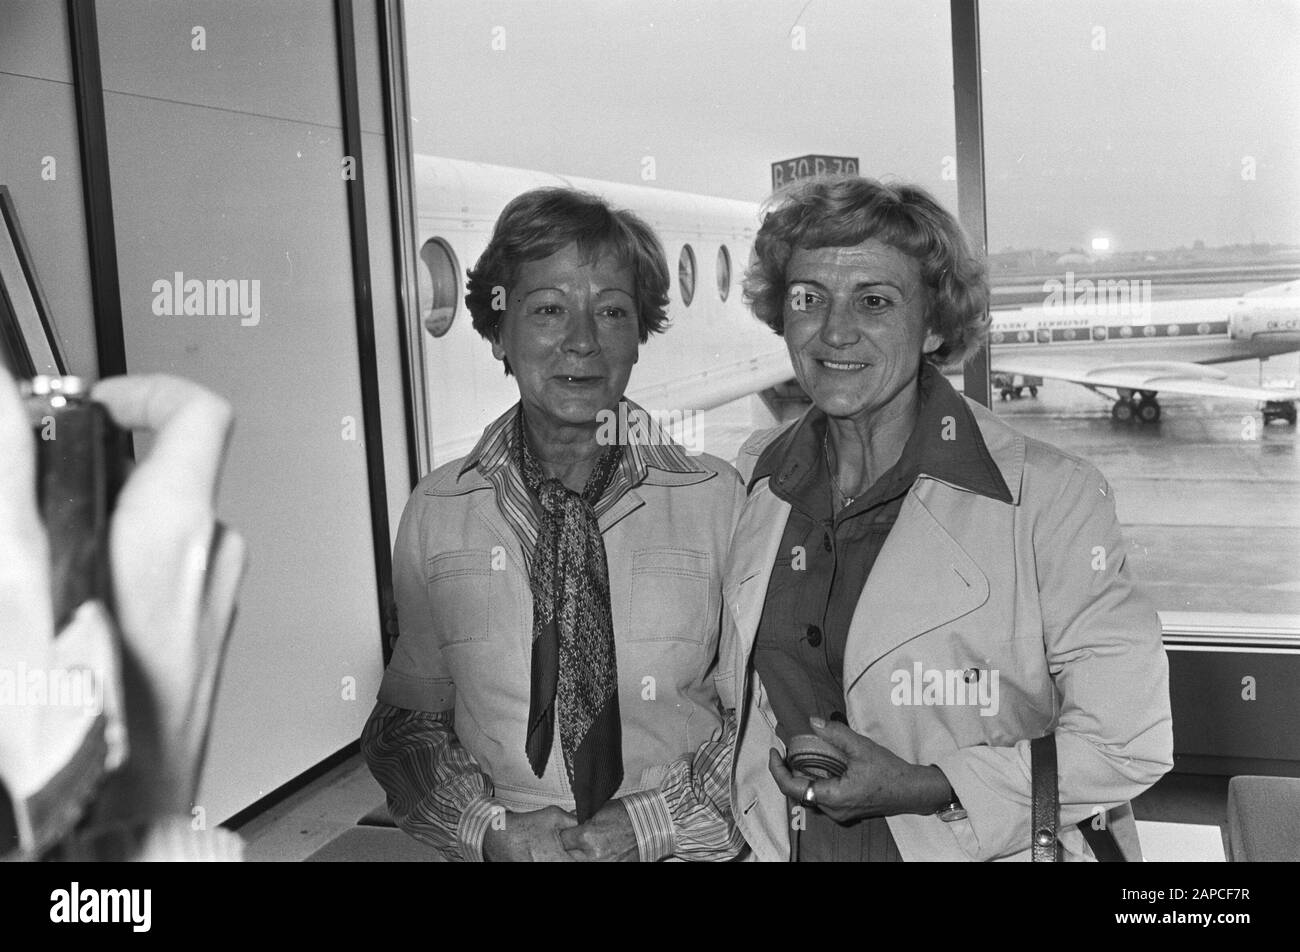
[513,411,625,822]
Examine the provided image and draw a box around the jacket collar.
[740,374,1027,507]
[427,399,717,498]
[963,399,1026,506]
[749,363,1012,507]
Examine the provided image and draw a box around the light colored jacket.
[378,450,745,812]
[721,399,1174,861]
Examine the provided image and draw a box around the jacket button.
[1035,830,1054,847]
[805,624,823,647]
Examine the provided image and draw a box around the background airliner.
[987,284,1300,424]
[409,155,1299,470]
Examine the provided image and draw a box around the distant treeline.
[989,243,1300,279]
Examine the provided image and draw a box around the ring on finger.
[802,781,818,807]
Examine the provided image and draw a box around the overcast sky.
[404,0,1300,252]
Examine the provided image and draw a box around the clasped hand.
[482,798,639,862]
[768,717,951,823]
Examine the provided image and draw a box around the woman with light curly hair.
[718,175,1173,861]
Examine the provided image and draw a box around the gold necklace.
[823,432,856,509]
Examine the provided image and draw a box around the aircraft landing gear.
[994,374,1041,400]
[1111,393,1161,423]
[1135,395,1161,423]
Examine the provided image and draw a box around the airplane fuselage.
[990,296,1300,366]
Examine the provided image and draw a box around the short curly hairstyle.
[743,175,989,367]
[466,187,670,374]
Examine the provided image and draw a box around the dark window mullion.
[950,0,992,409]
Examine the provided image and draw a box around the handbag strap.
[1031,732,1128,861]
[1030,734,1061,862]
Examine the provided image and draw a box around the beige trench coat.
[720,399,1174,861]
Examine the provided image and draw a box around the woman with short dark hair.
[363,187,745,862]
[465,187,672,365]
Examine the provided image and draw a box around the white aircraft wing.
[628,346,793,412]
[990,354,1299,403]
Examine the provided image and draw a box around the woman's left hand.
[768,717,951,823]
[558,798,640,861]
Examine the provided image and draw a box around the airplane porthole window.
[1168,324,1181,336]
[679,244,697,307]
[717,245,731,301]
[991,331,1004,344]
[1017,330,1031,342]
[1120,325,1133,338]
[1093,326,1107,340]
[1063,328,1076,340]
[1143,325,1157,337]
[419,237,460,338]
[1197,322,1211,335]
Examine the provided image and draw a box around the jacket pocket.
[625,547,713,644]
[426,549,492,646]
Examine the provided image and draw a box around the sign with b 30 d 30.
[771,155,860,191]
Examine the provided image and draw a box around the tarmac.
[989,353,1299,617]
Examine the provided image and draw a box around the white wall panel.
[0,0,73,83]
[97,0,342,130]
[0,1,98,377]
[95,1,398,822]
